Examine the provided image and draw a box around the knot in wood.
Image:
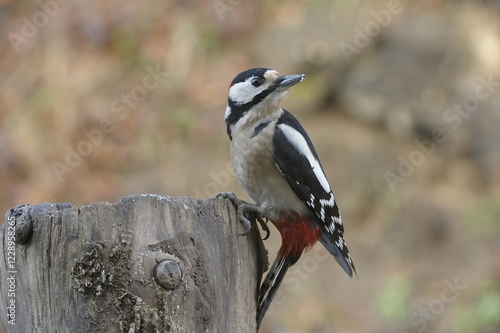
[8,205,34,245]
[154,259,182,290]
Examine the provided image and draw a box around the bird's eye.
[250,78,262,87]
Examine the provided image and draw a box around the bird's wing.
[272,110,355,276]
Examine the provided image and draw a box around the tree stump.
[0,194,267,333]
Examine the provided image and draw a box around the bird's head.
[225,68,305,136]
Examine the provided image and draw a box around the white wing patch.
[326,221,335,233]
[307,194,315,208]
[335,238,345,250]
[278,123,331,193]
[320,206,325,221]
[332,215,343,226]
[319,194,335,207]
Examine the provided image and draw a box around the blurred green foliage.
[377,275,412,323]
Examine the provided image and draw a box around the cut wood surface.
[0,194,267,333]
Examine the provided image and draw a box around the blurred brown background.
[1,0,500,332]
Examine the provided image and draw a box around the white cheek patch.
[228,81,267,105]
[278,124,332,193]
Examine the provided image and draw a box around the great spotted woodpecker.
[218,68,356,328]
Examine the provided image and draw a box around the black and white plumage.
[222,68,355,328]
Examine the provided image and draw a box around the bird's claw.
[255,215,270,240]
[217,192,270,240]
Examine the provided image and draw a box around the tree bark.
[0,194,267,333]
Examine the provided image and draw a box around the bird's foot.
[216,192,270,239]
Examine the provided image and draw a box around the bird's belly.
[231,136,307,219]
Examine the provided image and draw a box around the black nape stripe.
[225,99,243,129]
[251,120,272,138]
[226,123,233,140]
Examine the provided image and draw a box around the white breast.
[230,120,308,220]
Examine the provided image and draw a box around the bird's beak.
[274,74,306,89]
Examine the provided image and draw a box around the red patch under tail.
[272,214,322,258]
